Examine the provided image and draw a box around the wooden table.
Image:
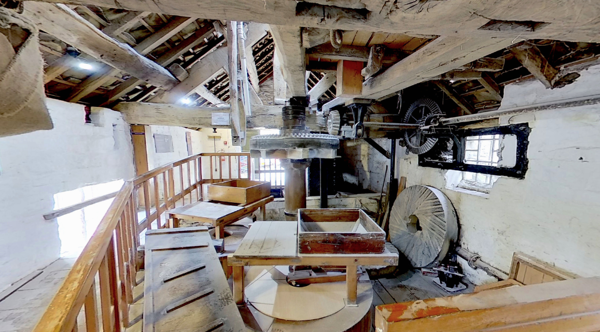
[228,221,399,306]
[168,195,274,239]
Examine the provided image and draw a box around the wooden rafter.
[100,24,215,106]
[66,15,196,102]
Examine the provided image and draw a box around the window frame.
[418,123,531,179]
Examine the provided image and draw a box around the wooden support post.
[269,25,306,97]
[131,125,148,176]
[346,265,358,306]
[337,60,363,97]
[233,266,244,304]
[433,81,474,115]
[84,281,100,332]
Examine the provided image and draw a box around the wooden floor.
[128,218,474,332]
[0,219,472,332]
[0,258,76,332]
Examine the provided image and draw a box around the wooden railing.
[33,152,250,332]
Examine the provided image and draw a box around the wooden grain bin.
[298,209,385,254]
[207,179,271,205]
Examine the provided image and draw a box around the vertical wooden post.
[233,266,244,304]
[346,265,358,306]
[106,239,122,331]
[84,281,100,332]
[179,164,184,205]
[153,176,161,228]
[168,168,175,207]
[142,182,152,230]
[99,255,114,332]
[131,125,149,176]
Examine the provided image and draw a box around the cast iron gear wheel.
[403,98,444,154]
[327,110,341,135]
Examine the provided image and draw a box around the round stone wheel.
[389,185,458,268]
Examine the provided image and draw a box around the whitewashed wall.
[0,99,135,291]
[398,65,600,284]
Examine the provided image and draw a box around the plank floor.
[0,218,473,332]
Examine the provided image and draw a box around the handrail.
[33,152,251,332]
[34,182,134,332]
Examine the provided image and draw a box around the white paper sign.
[212,112,230,126]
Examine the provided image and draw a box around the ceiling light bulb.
[180,98,192,105]
[78,62,93,70]
[450,79,455,83]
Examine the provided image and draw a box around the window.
[54,180,124,257]
[254,129,285,188]
[461,134,502,189]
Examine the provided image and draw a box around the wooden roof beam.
[23,0,600,47]
[307,44,406,63]
[510,43,558,89]
[67,15,196,102]
[23,2,178,89]
[100,24,215,106]
[362,36,516,100]
[101,11,151,37]
[308,72,336,106]
[115,102,314,129]
[151,47,228,104]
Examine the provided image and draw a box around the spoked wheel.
[403,98,443,154]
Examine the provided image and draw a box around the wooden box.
[207,179,271,205]
[298,209,385,254]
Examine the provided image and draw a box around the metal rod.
[441,94,600,125]
[456,247,509,280]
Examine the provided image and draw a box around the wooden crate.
[298,209,385,254]
[207,179,271,205]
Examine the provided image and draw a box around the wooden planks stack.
[144,227,245,332]
[375,277,600,332]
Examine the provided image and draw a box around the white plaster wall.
[0,99,135,291]
[398,67,600,284]
[341,139,391,192]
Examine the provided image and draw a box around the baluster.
[153,176,161,228]
[179,165,184,205]
[228,156,232,180]
[142,182,151,230]
[210,156,214,182]
[168,168,175,208]
[187,162,192,202]
[219,156,222,181]
[99,254,114,332]
[84,280,99,332]
[106,238,122,331]
[116,219,133,313]
[163,171,169,213]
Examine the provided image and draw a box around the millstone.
[389,185,458,268]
